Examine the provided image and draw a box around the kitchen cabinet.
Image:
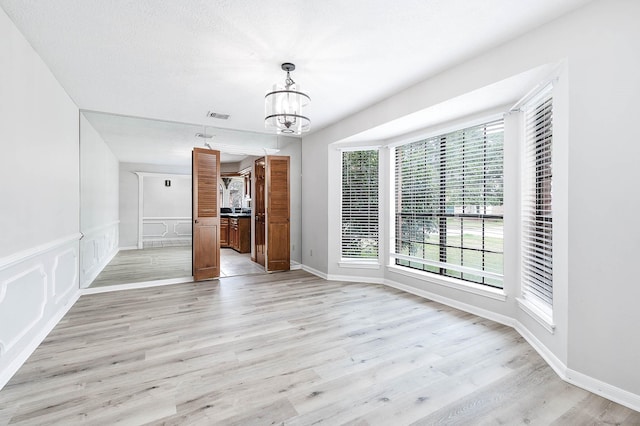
[220,217,229,247]
[229,217,251,253]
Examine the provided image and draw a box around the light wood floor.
[90,246,264,287]
[2,270,638,425]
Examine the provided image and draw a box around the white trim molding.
[383,278,515,328]
[564,368,640,413]
[338,260,381,270]
[0,235,80,391]
[386,264,507,302]
[82,276,193,295]
[302,264,329,280]
[516,297,555,333]
[80,221,119,288]
[142,217,192,247]
[0,233,82,271]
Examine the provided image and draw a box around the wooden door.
[266,155,290,271]
[254,158,266,267]
[192,148,220,281]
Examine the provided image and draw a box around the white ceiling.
[1,0,592,162]
[82,111,291,166]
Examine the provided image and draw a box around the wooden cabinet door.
[230,218,238,250]
[220,218,229,247]
[266,156,290,272]
[192,148,220,281]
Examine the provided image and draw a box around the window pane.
[342,150,379,259]
[395,119,504,288]
[522,87,553,308]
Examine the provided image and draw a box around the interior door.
[265,155,290,272]
[254,158,266,267]
[192,148,220,281]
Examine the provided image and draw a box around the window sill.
[339,259,381,269]
[516,297,555,334]
[386,264,507,302]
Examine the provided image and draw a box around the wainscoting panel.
[80,221,119,288]
[0,234,80,390]
[142,217,191,248]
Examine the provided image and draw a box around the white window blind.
[522,86,553,308]
[341,149,379,259]
[394,119,504,287]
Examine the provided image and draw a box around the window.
[341,149,379,259]
[394,119,504,287]
[228,179,244,208]
[521,86,553,310]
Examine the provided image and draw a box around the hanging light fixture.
[265,63,310,135]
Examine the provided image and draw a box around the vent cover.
[207,111,230,120]
[195,133,213,139]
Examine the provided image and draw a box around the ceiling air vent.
[195,133,213,139]
[207,111,230,120]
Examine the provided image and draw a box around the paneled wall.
[0,8,81,390]
[79,222,119,288]
[119,163,191,249]
[0,236,80,387]
[142,217,191,247]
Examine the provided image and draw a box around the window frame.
[339,147,381,264]
[391,118,505,289]
[519,83,554,325]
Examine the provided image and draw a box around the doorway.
[80,111,300,289]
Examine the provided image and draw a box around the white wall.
[141,175,192,247]
[79,114,119,287]
[143,176,191,217]
[276,138,303,266]
[302,0,640,408]
[119,162,191,249]
[0,8,80,389]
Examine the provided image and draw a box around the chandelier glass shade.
[265,63,310,135]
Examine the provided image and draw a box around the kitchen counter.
[221,213,252,218]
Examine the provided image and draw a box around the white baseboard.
[383,278,515,328]
[118,246,139,251]
[0,290,80,391]
[327,273,385,284]
[290,261,302,270]
[514,321,567,377]
[82,276,194,294]
[301,264,328,280]
[564,367,640,413]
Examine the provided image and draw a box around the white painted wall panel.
[0,7,79,258]
[0,237,80,389]
[0,8,81,390]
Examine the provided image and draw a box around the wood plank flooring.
[2,270,638,425]
[90,247,264,287]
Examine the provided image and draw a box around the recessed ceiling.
[1,0,592,137]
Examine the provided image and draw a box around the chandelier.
[265,63,310,134]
